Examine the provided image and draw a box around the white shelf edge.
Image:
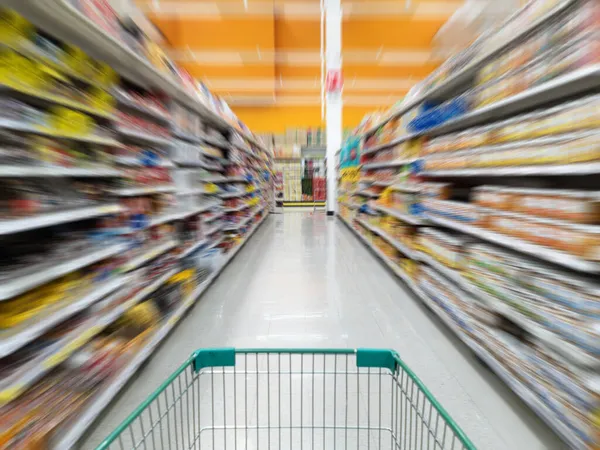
[123,241,177,272]
[0,118,121,146]
[421,162,600,177]
[374,205,426,225]
[426,64,600,137]
[0,165,121,177]
[0,276,129,358]
[355,218,419,259]
[116,128,173,147]
[219,191,249,199]
[362,133,420,155]
[361,158,417,170]
[0,204,122,236]
[426,214,600,274]
[115,96,172,125]
[0,243,127,301]
[179,239,208,259]
[110,185,176,197]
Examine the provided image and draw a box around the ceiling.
[135,0,462,108]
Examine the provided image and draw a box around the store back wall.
[233,105,379,132]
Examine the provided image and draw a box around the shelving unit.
[0,4,272,448]
[337,0,600,447]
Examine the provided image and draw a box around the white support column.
[325,0,342,215]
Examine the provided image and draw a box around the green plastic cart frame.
[97,348,476,449]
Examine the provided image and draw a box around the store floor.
[83,211,559,450]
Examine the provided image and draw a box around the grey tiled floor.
[81,211,559,449]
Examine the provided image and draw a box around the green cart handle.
[97,348,476,450]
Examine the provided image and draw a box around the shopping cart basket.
[97,348,475,450]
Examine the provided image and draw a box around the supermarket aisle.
[83,211,558,450]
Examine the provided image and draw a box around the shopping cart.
[97,348,475,450]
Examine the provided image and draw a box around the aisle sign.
[326,69,343,93]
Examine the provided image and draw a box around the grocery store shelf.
[429,64,600,137]
[219,191,249,199]
[339,215,410,282]
[115,96,172,125]
[0,204,122,236]
[147,211,187,228]
[421,162,600,177]
[426,214,600,273]
[173,130,203,144]
[204,222,223,235]
[211,176,248,183]
[174,160,225,172]
[0,286,131,407]
[206,236,224,250]
[204,211,225,223]
[113,156,174,168]
[282,201,326,207]
[369,180,393,187]
[339,201,360,210]
[223,214,254,231]
[466,339,585,449]
[392,183,421,193]
[360,0,579,138]
[416,252,468,288]
[353,190,380,198]
[0,83,115,120]
[0,243,127,301]
[53,215,269,450]
[223,203,250,213]
[178,187,206,196]
[0,276,129,358]
[0,118,122,146]
[339,214,585,449]
[0,164,121,177]
[355,218,419,258]
[374,205,427,225]
[179,239,208,259]
[361,158,417,170]
[362,134,419,155]
[116,128,172,147]
[5,1,266,152]
[110,185,176,196]
[202,135,230,149]
[123,241,177,272]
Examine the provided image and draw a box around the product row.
[348,214,598,448]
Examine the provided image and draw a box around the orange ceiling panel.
[149,16,275,50]
[344,63,437,78]
[275,18,321,50]
[277,65,320,78]
[180,62,276,79]
[343,18,443,49]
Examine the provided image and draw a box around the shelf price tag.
[47,107,93,137]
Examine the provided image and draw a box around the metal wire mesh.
[98,350,473,450]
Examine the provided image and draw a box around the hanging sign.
[325,69,343,93]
